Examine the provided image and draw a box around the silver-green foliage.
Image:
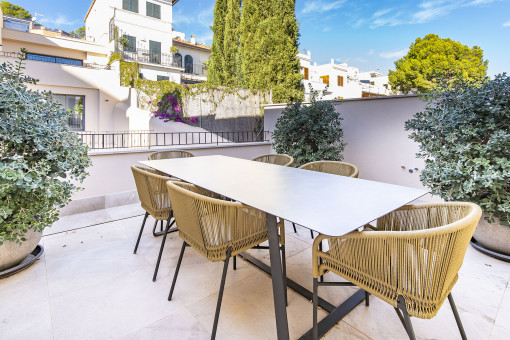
[272,93,346,167]
[406,74,510,225]
[0,56,91,244]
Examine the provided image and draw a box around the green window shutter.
[146,2,153,16]
[122,0,130,10]
[154,4,161,19]
[132,0,139,13]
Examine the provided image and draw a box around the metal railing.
[77,130,270,151]
[121,48,181,68]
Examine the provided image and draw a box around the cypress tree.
[207,0,228,85]
[239,0,302,103]
[222,0,242,86]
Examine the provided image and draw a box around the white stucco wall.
[264,95,427,189]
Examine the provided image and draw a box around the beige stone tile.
[45,239,150,299]
[324,321,372,339]
[105,202,144,220]
[42,222,128,261]
[461,246,510,282]
[50,267,191,340]
[0,301,53,340]
[495,286,510,329]
[122,308,210,340]
[0,259,49,319]
[111,214,156,242]
[490,325,510,340]
[46,209,113,235]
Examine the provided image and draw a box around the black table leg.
[266,213,290,340]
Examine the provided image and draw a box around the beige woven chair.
[147,150,195,160]
[311,202,482,340]
[131,165,179,282]
[252,153,294,167]
[166,181,286,339]
[295,161,359,238]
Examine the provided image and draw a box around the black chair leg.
[152,219,159,236]
[365,291,370,306]
[448,293,467,340]
[310,229,314,239]
[395,295,416,340]
[168,241,187,301]
[233,255,237,270]
[281,244,287,306]
[211,247,232,340]
[312,278,318,340]
[319,241,324,282]
[292,222,297,233]
[152,213,176,282]
[133,212,149,254]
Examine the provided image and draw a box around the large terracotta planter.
[473,214,510,256]
[0,230,42,271]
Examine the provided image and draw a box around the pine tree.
[207,0,228,85]
[222,0,241,86]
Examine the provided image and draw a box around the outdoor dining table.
[140,155,427,339]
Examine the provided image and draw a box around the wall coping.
[262,94,419,110]
[88,141,272,156]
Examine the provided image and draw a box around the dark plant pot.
[0,230,42,271]
[473,214,510,257]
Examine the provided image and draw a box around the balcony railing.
[121,49,181,68]
[77,130,270,151]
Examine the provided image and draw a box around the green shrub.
[272,93,346,167]
[0,54,91,245]
[406,74,510,225]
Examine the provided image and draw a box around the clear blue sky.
[13,0,510,76]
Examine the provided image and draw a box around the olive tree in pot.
[406,74,510,259]
[272,89,346,167]
[0,53,91,272]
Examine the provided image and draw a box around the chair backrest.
[378,202,482,315]
[300,160,359,178]
[166,181,266,261]
[252,154,294,167]
[131,166,175,219]
[147,150,195,160]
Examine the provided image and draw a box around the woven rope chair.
[252,154,294,167]
[294,161,359,238]
[131,165,179,281]
[311,202,482,340]
[166,181,286,339]
[147,150,195,160]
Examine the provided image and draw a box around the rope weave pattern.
[131,166,176,220]
[167,181,285,262]
[313,202,482,319]
[147,150,195,160]
[300,161,359,178]
[252,154,294,167]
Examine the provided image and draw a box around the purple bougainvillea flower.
[184,84,188,88]
[148,101,152,104]
[157,101,162,105]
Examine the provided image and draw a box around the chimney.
[190,34,196,44]
[307,50,311,57]
[331,58,335,64]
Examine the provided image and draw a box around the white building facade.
[0,0,210,134]
[298,51,393,100]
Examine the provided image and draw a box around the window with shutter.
[338,76,344,87]
[122,0,138,13]
[320,75,329,85]
[123,35,136,52]
[149,40,161,64]
[303,67,309,80]
[146,2,161,19]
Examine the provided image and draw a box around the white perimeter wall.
[264,95,428,189]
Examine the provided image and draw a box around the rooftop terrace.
[1,203,509,339]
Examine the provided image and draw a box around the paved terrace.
[1,203,509,339]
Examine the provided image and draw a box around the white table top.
[140,155,428,237]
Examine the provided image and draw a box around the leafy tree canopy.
[1,1,32,19]
[389,34,488,94]
[70,26,86,39]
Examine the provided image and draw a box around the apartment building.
[0,0,210,133]
[298,50,392,100]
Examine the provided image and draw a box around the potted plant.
[272,89,346,167]
[0,52,91,273]
[405,74,510,259]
